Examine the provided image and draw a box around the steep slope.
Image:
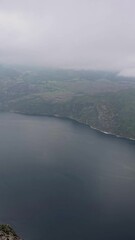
[0,65,135,139]
[7,89,135,139]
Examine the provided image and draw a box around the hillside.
[0,65,135,139]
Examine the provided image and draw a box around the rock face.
[0,225,22,240]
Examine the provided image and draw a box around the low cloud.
[0,0,135,71]
[119,68,135,77]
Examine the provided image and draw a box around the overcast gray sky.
[0,0,135,74]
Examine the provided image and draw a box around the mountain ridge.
[0,65,135,139]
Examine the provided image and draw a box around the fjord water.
[0,113,135,240]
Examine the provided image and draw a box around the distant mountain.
[0,65,135,139]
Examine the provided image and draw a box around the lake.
[0,113,135,240]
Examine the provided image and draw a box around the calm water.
[0,113,135,240]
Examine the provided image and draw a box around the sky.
[0,0,135,75]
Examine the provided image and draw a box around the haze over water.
[0,113,135,240]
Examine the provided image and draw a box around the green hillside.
[0,65,135,139]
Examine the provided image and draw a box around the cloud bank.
[0,0,135,73]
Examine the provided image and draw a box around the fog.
[0,0,135,75]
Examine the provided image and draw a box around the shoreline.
[68,117,135,142]
[11,110,135,142]
[90,125,135,142]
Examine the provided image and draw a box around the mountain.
[0,65,135,139]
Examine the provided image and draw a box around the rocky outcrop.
[0,225,22,240]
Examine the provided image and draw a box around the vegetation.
[0,65,135,139]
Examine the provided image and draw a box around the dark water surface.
[0,113,135,240]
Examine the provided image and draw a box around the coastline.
[90,125,135,141]
[11,110,135,142]
[69,117,135,142]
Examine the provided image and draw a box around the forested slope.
[0,65,135,139]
